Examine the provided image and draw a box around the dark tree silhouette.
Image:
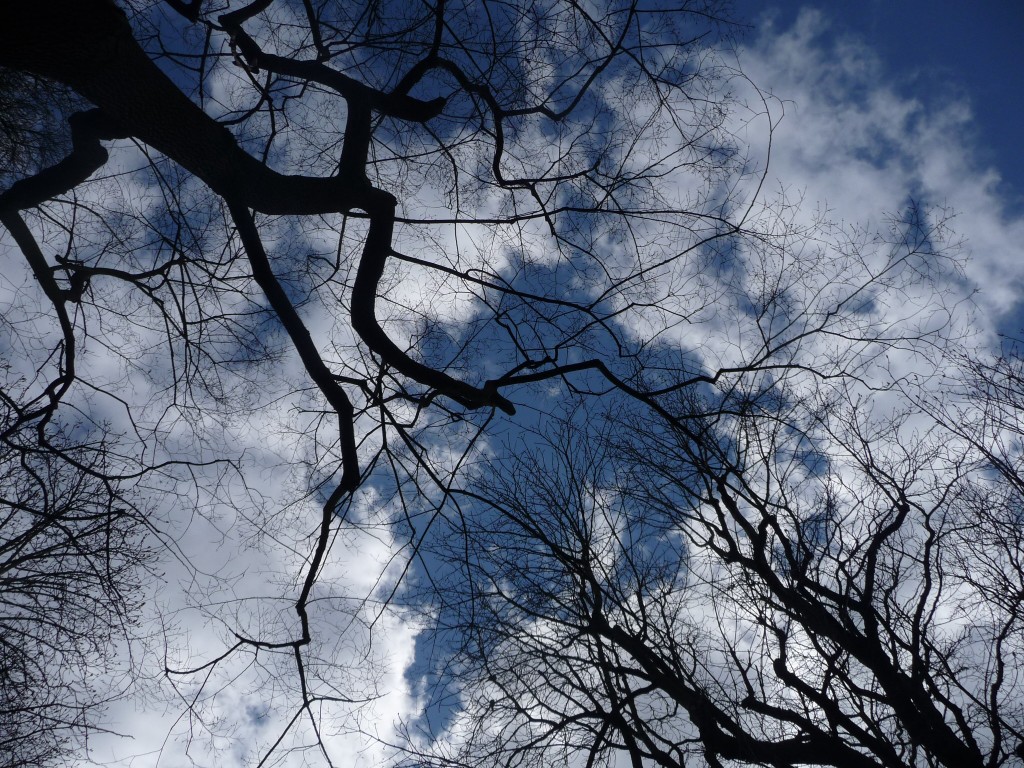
[403,208,1016,768]
[0,1,1003,766]
[415,376,1024,767]
[0,430,151,768]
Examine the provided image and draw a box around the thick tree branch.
[227,199,361,495]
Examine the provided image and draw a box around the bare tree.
[0,0,752,761]
[396,200,1014,768]
[0,1,1001,767]
[418,392,1024,767]
[0,422,152,768]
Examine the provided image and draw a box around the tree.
[404,207,1021,768]
[1,60,153,764]
[0,423,151,767]
[0,0,749,759]
[0,1,1005,766]
[415,388,1024,767]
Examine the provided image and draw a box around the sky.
[36,1,1024,765]
[729,0,1024,336]
[733,0,1024,215]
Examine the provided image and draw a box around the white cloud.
[739,9,1024,324]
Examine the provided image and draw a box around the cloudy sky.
[733,0,1024,329]
[735,0,1024,210]
[81,2,1024,765]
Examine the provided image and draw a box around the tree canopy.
[1,1,1022,767]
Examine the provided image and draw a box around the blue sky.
[733,0,1024,214]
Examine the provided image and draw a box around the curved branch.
[227,200,361,495]
[0,1,376,215]
[352,189,516,414]
[0,109,125,212]
[0,211,76,434]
